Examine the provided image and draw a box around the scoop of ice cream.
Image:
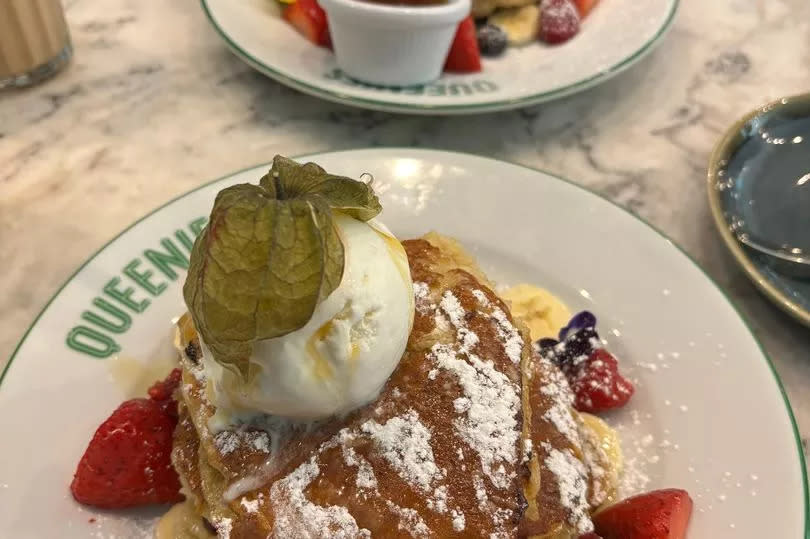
[202,213,413,424]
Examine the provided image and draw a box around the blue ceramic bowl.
[707,93,810,326]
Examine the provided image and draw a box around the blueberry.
[558,310,597,341]
[477,23,508,57]
[538,327,599,370]
[537,337,559,351]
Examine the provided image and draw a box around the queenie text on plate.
[65,217,208,359]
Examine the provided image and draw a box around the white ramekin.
[317,0,471,87]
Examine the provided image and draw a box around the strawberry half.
[593,488,693,539]
[70,397,183,508]
[572,0,599,17]
[569,349,634,413]
[539,0,581,44]
[444,16,482,73]
[283,0,331,48]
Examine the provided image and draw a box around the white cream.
[203,213,414,426]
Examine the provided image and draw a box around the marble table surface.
[1,0,809,457]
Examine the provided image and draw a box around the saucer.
[707,93,810,327]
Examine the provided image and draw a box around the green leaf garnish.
[183,155,381,379]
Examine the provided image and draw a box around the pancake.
[170,233,600,538]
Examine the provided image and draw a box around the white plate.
[201,0,678,114]
[0,149,806,538]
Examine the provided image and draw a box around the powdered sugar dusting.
[432,290,521,490]
[523,439,533,463]
[450,509,466,531]
[429,343,520,489]
[213,429,271,456]
[240,496,260,514]
[619,455,651,497]
[542,401,581,448]
[251,432,270,452]
[386,501,431,537]
[472,289,490,306]
[413,282,431,313]
[270,457,371,538]
[454,397,471,413]
[355,463,377,490]
[219,415,328,500]
[213,517,233,539]
[538,355,574,404]
[439,291,466,327]
[427,485,448,513]
[342,444,378,491]
[490,307,524,365]
[473,475,489,508]
[537,356,581,447]
[188,363,206,383]
[361,410,442,492]
[543,443,593,534]
[214,431,239,455]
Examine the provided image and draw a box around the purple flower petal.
[558,310,597,341]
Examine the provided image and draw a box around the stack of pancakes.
[171,233,616,538]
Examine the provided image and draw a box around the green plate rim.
[2,148,807,537]
[199,0,679,114]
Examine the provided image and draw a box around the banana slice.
[472,0,498,18]
[488,4,540,46]
[500,283,572,341]
[578,412,624,508]
[155,501,215,539]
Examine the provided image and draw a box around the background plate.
[201,0,678,114]
[0,149,805,537]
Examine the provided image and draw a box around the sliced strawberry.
[71,398,183,508]
[569,349,634,413]
[539,0,580,44]
[444,16,482,73]
[320,24,332,49]
[283,0,331,48]
[593,489,693,539]
[572,0,599,17]
[147,368,181,402]
[147,367,182,419]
